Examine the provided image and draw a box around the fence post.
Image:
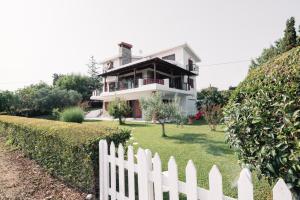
[238,168,253,200]
[137,148,150,200]
[99,140,104,200]
[145,149,154,200]
[153,153,163,200]
[118,144,125,199]
[168,156,179,200]
[186,160,198,200]
[110,142,116,200]
[273,178,292,200]
[209,165,223,200]
[102,140,109,200]
[127,146,135,200]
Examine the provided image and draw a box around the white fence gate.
[99,140,293,200]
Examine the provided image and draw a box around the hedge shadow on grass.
[166,133,233,156]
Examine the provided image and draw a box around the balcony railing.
[143,78,164,85]
[92,78,194,96]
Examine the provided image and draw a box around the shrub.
[108,98,131,125]
[196,86,225,109]
[0,115,130,194]
[201,104,223,131]
[223,47,300,194]
[60,107,84,123]
[14,82,82,117]
[52,108,61,120]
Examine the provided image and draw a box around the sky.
[0,0,299,91]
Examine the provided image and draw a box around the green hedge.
[0,115,130,194]
[224,47,300,193]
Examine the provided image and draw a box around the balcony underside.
[91,83,195,101]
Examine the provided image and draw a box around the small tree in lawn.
[141,92,179,137]
[108,98,131,125]
[201,104,222,131]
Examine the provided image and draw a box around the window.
[188,59,194,71]
[162,54,175,61]
[188,78,194,88]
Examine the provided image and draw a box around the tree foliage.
[224,47,300,194]
[0,90,19,114]
[250,17,300,70]
[1,82,82,116]
[107,98,131,125]
[87,56,102,91]
[54,74,94,101]
[196,86,229,108]
[141,92,180,137]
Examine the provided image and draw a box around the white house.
[90,42,201,119]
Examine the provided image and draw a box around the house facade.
[90,42,200,119]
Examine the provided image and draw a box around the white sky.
[0,0,299,91]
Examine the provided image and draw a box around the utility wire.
[198,59,251,67]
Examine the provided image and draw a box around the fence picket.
[145,149,154,200]
[118,144,125,199]
[273,178,292,200]
[209,165,223,200]
[186,160,198,200]
[168,156,179,200]
[153,153,163,200]
[110,142,116,200]
[99,140,104,200]
[137,148,150,200]
[127,146,135,200]
[238,168,253,200]
[103,140,109,200]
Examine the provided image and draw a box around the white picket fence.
[99,140,293,200]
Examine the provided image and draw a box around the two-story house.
[91,42,200,119]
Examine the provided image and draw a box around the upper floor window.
[188,59,194,71]
[162,54,175,61]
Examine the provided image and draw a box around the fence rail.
[99,140,293,200]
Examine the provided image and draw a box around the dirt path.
[0,137,87,200]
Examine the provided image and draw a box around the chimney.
[119,42,132,65]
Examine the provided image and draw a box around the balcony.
[91,77,195,101]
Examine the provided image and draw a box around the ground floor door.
[128,100,142,118]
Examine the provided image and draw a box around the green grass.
[84,120,272,199]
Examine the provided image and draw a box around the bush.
[0,115,130,194]
[196,86,225,109]
[223,47,300,193]
[60,107,84,123]
[14,82,82,117]
[202,104,223,131]
[52,108,61,120]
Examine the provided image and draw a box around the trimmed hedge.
[0,115,130,193]
[224,47,300,193]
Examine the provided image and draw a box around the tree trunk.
[118,116,123,125]
[161,123,167,137]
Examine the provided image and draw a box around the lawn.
[85,120,272,199]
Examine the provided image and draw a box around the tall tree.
[249,17,299,71]
[87,56,102,91]
[282,17,297,51]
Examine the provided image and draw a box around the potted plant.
[187,114,195,125]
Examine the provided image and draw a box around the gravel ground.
[0,137,87,200]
